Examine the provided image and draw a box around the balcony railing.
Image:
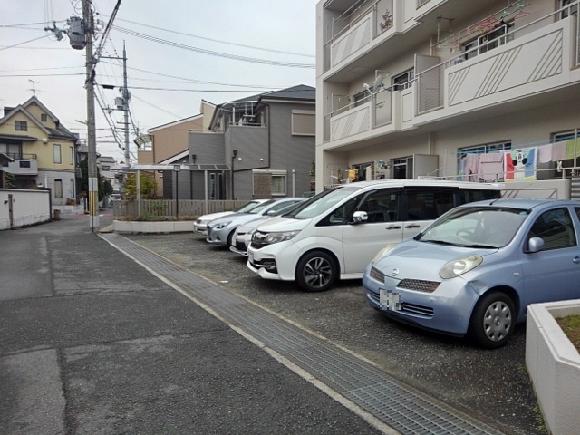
[2,152,37,160]
[415,1,580,116]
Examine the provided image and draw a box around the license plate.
[380,289,401,312]
[248,252,254,264]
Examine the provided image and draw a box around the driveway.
[128,232,546,435]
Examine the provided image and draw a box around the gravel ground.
[129,232,546,435]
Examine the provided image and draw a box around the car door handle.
[385,225,401,230]
[405,224,422,229]
[573,256,580,265]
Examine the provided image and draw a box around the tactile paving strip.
[103,234,504,435]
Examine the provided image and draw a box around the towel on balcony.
[552,141,567,161]
[565,139,580,160]
[462,154,480,181]
[479,152,504,181]
[538,143,553,164]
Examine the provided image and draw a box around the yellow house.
[0,96,78,205]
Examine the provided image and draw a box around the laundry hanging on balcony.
[504,148,537,182]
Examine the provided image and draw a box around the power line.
[0,65,83,73]
[0,72,84,77]
[131,93,185,119]
[112,25,315,69]
[111,16,314,58]
[0,35,48,52]
[0,45,69,50]
[110,84,276,93]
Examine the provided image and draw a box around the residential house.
[162,84,316,200]
[144,100,216,196]
[97,155,122,193]
[0,96,79,205]
[316,0,580,192]
[0,153,12,188]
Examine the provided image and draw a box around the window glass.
[286,187,360,220]
[528,208,577,251]
[15,121,27,131]
[358,189,400,223]
[458,189,500,205]
[266,200,301,215]
[234,201,260,213]
[53,144,62,164]
[247,199,276,214]
[41,113,48,122]
[576,208,580,220]
[418,207,529,248]
[291,111,315,136]
[392,68,414,91]
[326,197,360,225]
[271,175,286,195]
[405,189,454,221]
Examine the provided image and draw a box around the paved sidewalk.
[0,217,378,434]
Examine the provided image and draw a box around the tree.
[123,172,156,200]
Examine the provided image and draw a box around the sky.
[0,0,316,161]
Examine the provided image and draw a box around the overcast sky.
[0,0,316,161]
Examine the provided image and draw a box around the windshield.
[248,199,277,214]
[283,187,360,220]
[234,201,261,213]
[416,207,530,248]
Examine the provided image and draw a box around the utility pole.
[122,42,131,168]
[82,0,99,230]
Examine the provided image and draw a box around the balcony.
[414,8,580,126]
[4,154,38,176]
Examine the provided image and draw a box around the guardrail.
[113,199,249,221]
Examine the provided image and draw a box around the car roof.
[460,198,580,210]
[335,179,501,191]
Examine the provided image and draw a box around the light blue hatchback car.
[364,199,580,348]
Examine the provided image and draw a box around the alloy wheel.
[303,256,333,290]
[482,301,512,343]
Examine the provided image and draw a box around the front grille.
[370,267,384,283]
[401,303,434,317]
[398,279,440,293]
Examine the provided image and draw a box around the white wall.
[0,189,51,230]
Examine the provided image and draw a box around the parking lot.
[128,232,544,435]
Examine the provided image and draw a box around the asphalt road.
[127,232,547,435]
[0,217,378,434]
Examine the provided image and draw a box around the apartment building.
[315,0,580,191]
[162,85,316,200]
[0,96,79,205]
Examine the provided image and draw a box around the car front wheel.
[296,251,337,292]
[470,292,515,349]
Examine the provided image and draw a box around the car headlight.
[372,245,395,265]
[440,256,483,279]
[213,221,232,230]
[253,230,300,246]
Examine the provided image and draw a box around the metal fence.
[113,199,248,221]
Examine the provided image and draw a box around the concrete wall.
[0,189,51,230]
[37,170,75,206]
[189,132,226,165]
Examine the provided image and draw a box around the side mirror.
[352,211,368,225]
[528,237,545,254]
[265,209,277,216]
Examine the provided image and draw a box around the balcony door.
[0,142,22,160]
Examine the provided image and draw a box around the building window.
[0,143,22,159]
[271,174,287,196]
[352,90,371,107]
[392,68,414,91]
[457,141,512,160]
[53,144,62,164]
[41,113,48,122]
[15,120,27,131]
[54,179,63,199]
[552,129,579,142]
[462,22,513,61]
[291,111,315,136]
[559,0,577,19]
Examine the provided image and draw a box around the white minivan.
[247,180,500,292]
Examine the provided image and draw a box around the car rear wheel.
[296,251,337,292]
[470,292,515,349]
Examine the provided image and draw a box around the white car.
[247,179,501,292]
[193,199,268,236]
[230,198,305,256]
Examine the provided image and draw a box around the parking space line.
[100,233,505,435]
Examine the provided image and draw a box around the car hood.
[197,211,234,223]
[237,216,272,234]
[255,217,311,233]
[374,240,498,282]
[209,213,263,227]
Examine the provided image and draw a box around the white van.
[247,180,501,292]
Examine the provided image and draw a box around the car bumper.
[362,265,478,336]
[229,245,248,256]
[206,227,230,246]
[246,241,296,281]
[193,223,208,236]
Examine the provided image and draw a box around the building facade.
[167,84,316,200]
[0,97,79,205]
[316,0,580,191]
[145,100,216,196]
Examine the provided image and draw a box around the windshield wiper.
[459,244,498,249]
[420,239,457,246]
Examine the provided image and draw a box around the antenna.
[28,79,40,96]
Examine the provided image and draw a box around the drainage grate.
[102,234,504,435]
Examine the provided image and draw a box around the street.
[0,216,379,434]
